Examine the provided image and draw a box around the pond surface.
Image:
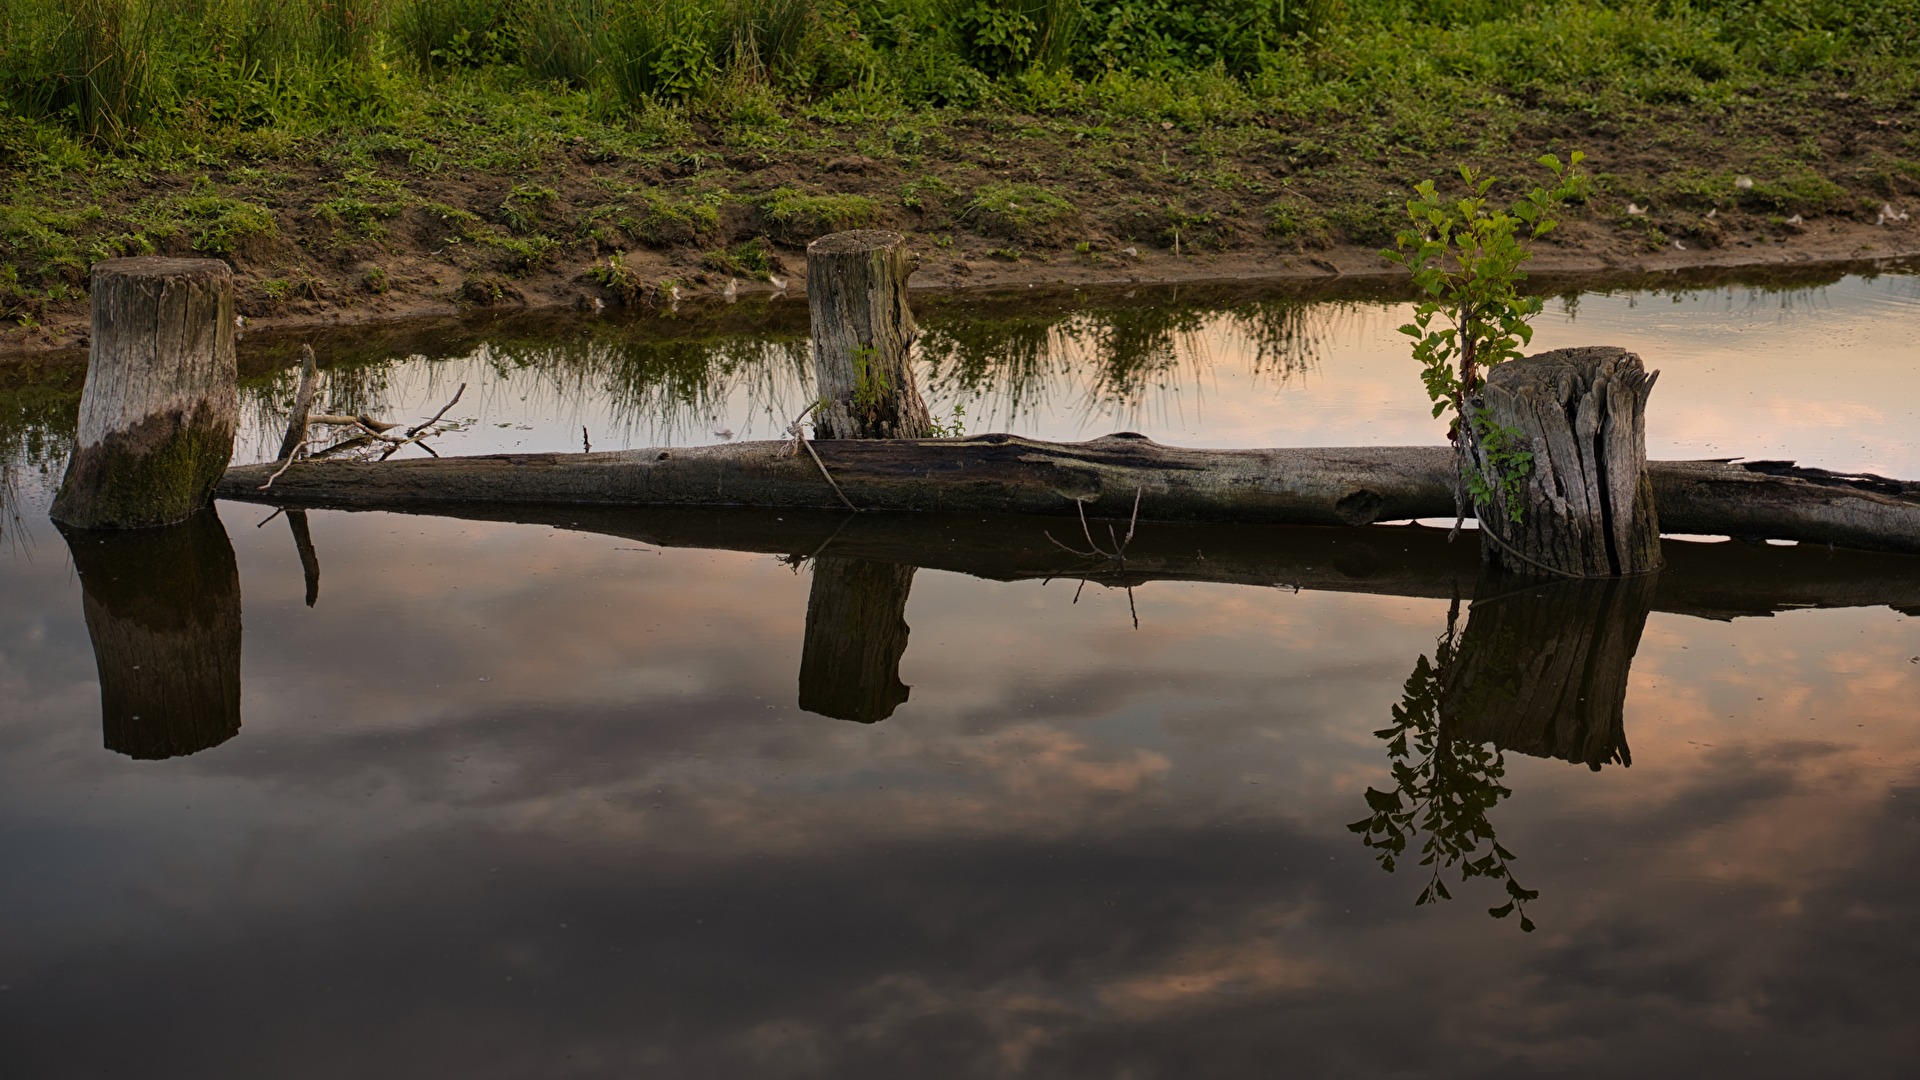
[4,272,1920,1077]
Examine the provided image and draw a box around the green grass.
[964,182,1080,245]
[1,0,1918,328]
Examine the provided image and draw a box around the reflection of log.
[58,509,243,759]
[297,503,1920,622]
[218,434,1920,555]
[1442,573,1659,770]
[1475,348,1661,575]
[798,557,915,723]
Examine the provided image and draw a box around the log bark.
[1442,572,1658,770]
[1473,347,1660,576]
[52,257,237,529]
[807,230,931,439]
[798,557,916,723]
[218,434,1920,556]
[58,509,243,760]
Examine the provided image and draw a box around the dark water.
[4,274,1920,1077]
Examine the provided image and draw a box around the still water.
[4,272,1920,1077]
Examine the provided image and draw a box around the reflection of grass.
[0,361,84,537]
[920,297,1339,433]
[5,292,1349,505]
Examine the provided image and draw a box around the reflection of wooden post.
[1474,347,1660,576]
[806,230,931,440]
[59,509,243,759]
[1442,571,1657,770]
[798,557,914,723]
[52,257,237,529]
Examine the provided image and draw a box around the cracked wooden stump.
[52,257,237,529]
[1473,346,1661,577]
[807,229,931,440]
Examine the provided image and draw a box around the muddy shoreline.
[5,225,1916,366]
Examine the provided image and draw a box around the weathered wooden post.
[1442,571,1656,771]
[806,229,932,440]
[51,257,237,529]
[798,557,916,723]
[58,509,243,759]
[793,231,927,719]
[1470,346,1662,577]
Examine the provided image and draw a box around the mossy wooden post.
[806,229,931,440]
[51,257,237,529]
[798,557,916,723]
[1472,346,1662,577]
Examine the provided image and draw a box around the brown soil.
[4,96,1918,359]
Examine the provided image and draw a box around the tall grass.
[3,0,1919,142]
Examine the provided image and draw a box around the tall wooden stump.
[1472,346,1661,577]
[806,230,931,440]
[1442,571,1658,770]
[58,509,243,760]
[798,557,915,723]
[51,257,237,529]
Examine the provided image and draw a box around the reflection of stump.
[798,557,914,723]
[1442,572,1657,770]
[59,510,243,759]
[1474,347,1661,577]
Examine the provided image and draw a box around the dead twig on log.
[1046,485,1143,561]
[784,401,858,513]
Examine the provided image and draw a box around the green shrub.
[603,0,722,104]
[759,187,877,243]
[702,236,778,277]
[964,181,1078,244]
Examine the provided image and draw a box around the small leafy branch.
[1348,599,1539,931]
[1383,153,1588,523]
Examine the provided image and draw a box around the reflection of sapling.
[1382,153,1588,524]
[1348,599,1540,931]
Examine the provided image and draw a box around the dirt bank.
[4,93,1918,359]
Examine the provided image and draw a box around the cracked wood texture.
[1475,347,1661,577]
[218,436,1920,555]
[52,257,237,529]
[807,230,931,439]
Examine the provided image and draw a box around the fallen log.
[218,433,1920,556]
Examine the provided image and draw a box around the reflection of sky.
[186,273,1920,484]
[0,502,1916,1075]
[2,275,1919,1074]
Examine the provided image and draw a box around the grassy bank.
[2,0,1918,340]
